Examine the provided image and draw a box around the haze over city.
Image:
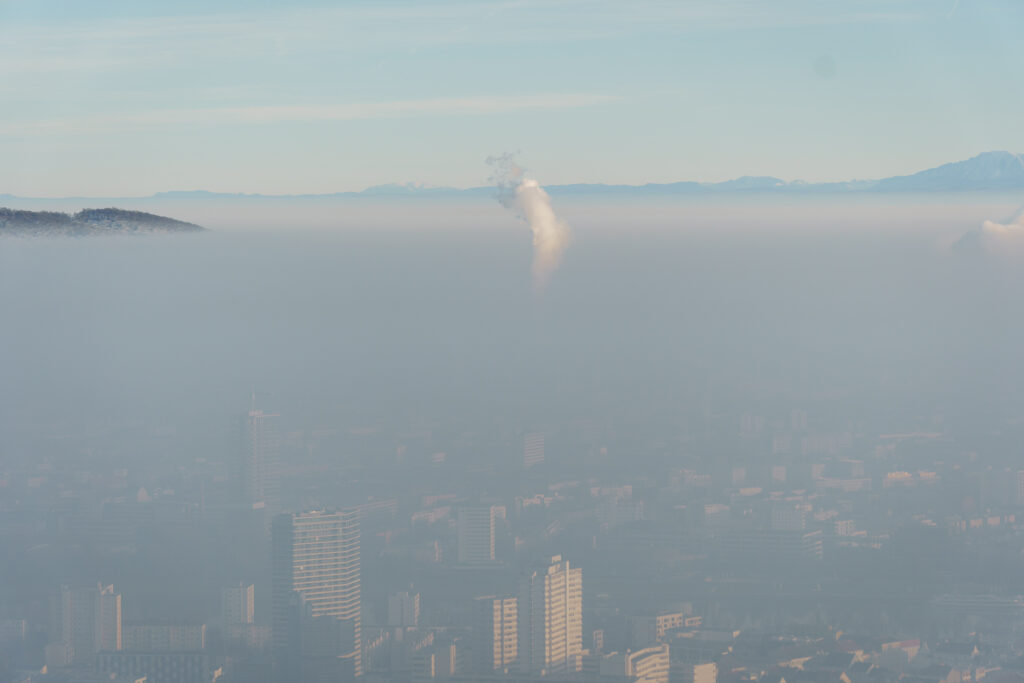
[4,2,1024,683]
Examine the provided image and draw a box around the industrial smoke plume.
[487,154,572,290]
[961,208,1024,253]
[981,210,1024,240]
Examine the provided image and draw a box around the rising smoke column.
[487,154,572,290]
[955,208,1024,253]
[980,211,1024,240]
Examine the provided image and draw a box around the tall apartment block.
[222,582,255,627]
[386,591,420,627]
[518,555,582,676]
[523,432,545,469]
[272,509,361,681]
[474,596,517,673]
[457,506,499,564]
[241,402,280,509]
[47,584,122,667]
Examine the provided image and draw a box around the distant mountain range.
[148,151,1024,199]
[3,152,1023,204]
[538,151,1024,196]
[0,208,204,236]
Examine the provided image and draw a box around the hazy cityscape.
[5,190,1024,683]
[5,1,1024,682]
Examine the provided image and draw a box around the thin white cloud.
[0,0,931,76]
[0,93,619,136]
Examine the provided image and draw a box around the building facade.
[517,556,582,676]
[475,596,518,673]
[387,591,420,627]
[600,644,670,683]
[49,584,122,667]
[221,582,255,628]
[272,509,362,680]
[241,403,279,509]
[523,433,546,469]
[457,506,498,564]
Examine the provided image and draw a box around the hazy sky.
[2,0,1022,196]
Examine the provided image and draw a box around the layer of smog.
[5,191,1024,681]
[5,1,1024,677]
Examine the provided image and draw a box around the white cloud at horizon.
[0,94,620,137]
[0,0,931,78]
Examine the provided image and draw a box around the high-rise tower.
[474,596,517,673]
[457,506,499,564]
[272,510,361,681]
[523,432,545,469]
[241,396,280,510]
[518,555,582,676]
[221,583,255,627]
[48,584,122,667]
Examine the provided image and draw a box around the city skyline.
[5,2,1024,683]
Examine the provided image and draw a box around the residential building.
[387,591,420,627]
[241,401,279,509]
[272,509,361,681]
[475,596,517,673]
[518,555,582,676]
[523,433,545,469]
[457,506,499,564]
[600,644,670,683]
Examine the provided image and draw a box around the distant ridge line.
[5,151,1024,201]
[0,207,204,236]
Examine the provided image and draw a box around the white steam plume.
[487,153,572,290]
[980,211,1024,240]
[952,208,1024,254]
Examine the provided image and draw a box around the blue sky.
[1,0,1021,196]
